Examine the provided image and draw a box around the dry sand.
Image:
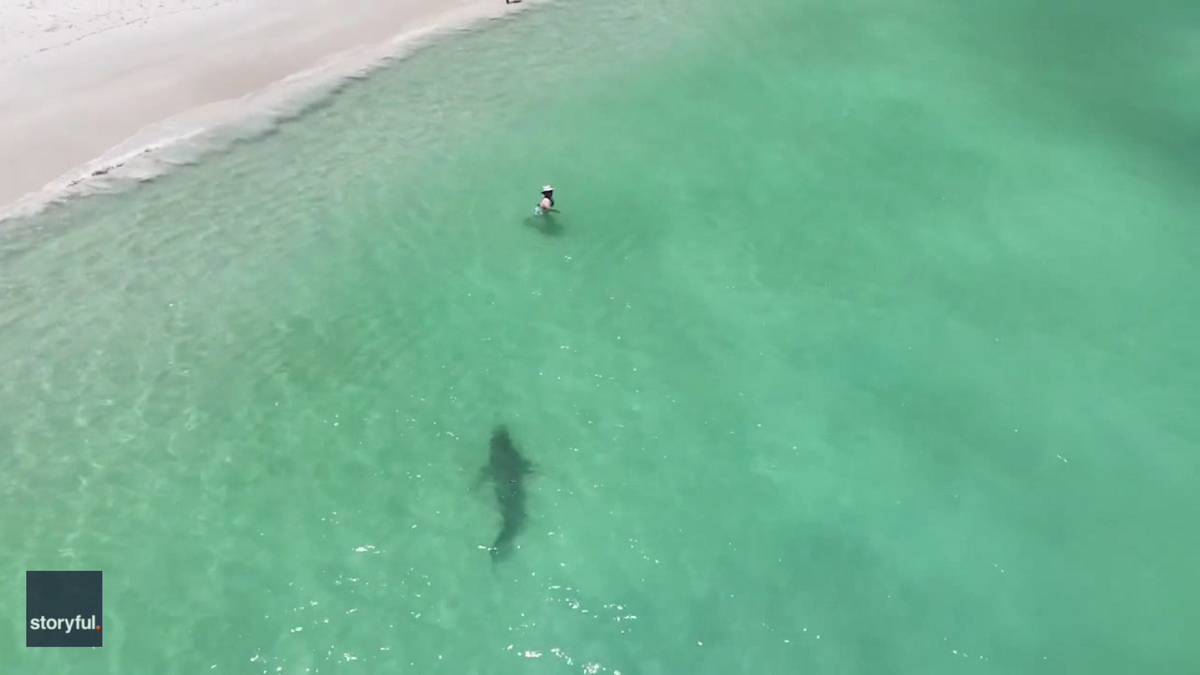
[0,0,523,217]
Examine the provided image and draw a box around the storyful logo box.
[27,571,103,648]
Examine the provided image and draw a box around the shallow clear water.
[3,0,1198,673]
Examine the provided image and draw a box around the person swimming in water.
[534,185,558,215]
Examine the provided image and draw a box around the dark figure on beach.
[479,425,534,562]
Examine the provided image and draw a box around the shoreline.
[0,0,529,224]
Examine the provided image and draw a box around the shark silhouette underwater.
[478,425,535,563]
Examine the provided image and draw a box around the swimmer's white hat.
[542,185,554,192]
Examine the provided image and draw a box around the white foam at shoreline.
[0,0,538,226]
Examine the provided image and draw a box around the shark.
[479,425,535,563]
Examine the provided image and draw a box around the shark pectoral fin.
[472,467,490,491]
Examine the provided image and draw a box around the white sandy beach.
[0,0,524,219]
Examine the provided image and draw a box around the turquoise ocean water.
[3,0,1199,672]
